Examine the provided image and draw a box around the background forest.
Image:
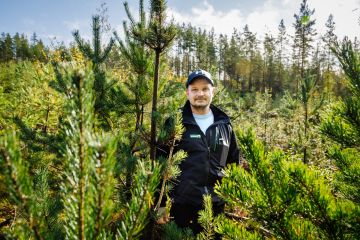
[0,0,359,239]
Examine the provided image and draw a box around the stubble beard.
[190,99,210,110]
[191,104,208,110]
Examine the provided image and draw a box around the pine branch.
[94,150,104,239]
[71,64,87,240]
[0,132,43,240]
[154,139,175,210]
[289,162,337,238]
[197,195,215,240]
[117,161,161,239]
[123,1,135,25]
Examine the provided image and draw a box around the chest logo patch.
[190,134,201,139]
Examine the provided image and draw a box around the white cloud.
[168,0,245,35]
[168,0,360,40]
[245,0,281,37]
[308,0,360,40]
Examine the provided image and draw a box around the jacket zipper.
[184,121,222,195]
[204,145,210,195]
[204,125,214,196]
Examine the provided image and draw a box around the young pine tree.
[73,15,115,130]
[56,62,118,240]
[299,72,324,163]
[321,37,360,235]
[113,0,154,201]
[127,0,177,163]
[1,62,164,239]
[213,129,357,239]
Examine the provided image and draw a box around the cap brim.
[186,76,213,87]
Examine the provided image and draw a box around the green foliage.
[0,62,165,239]
[0,131,42,239]
[0,60,66,239]
[117,160,161,240]
[320,38,360,236]
[50,62,118,239]
[155,111,186,212]
[196,195,215,240]
[215,216,260,240]
[299,72,325,163]
[73,16,114,66]
[214,129,359,239]
[134,0,177,52]
[322,102,360,148]
[0,32,49,62]
[125,0,177,161]
[0,129,63,239]
[327,147,360,203]
[73,15,115,130]
[331,38,360,96]
[293,0,317,79]
[1,1,360,239]
[113,0,153,140]
[162,221,194,240]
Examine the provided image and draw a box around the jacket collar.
[182,100,230,125]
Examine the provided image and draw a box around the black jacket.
[166,100,240,207]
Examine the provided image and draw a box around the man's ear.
[186,89,190,97]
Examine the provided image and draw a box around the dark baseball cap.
[186,69,214,88]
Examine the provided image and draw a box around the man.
[166,69,240,234]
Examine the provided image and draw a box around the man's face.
[186,78,214,110]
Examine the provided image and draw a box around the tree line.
[169,2,358,98]
[0,32,48,62]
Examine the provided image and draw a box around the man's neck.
[190,105,211,115]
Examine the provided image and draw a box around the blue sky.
[1,0,359,46]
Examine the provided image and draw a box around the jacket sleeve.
[226,125,240,165]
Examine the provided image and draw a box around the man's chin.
[191,103,209,109]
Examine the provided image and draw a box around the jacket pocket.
[209,125,230,167]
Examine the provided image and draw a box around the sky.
[1,0,359,46]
